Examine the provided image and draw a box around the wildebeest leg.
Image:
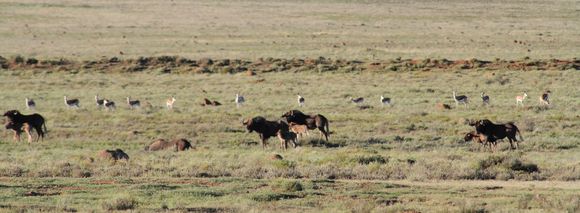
[260,134,266,149]
[25,127,32,143]
[507,138,514,150]
[34,126,43,142]
[291,138,297,148]
[511,136,519,149]
[318,126,328,142]
[12,130,21,142]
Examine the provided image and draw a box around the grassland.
[0,0,579,212]
[0,69,578,211]
[0,0,579,60]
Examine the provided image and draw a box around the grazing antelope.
[539,90,551,105]
[103,99,116,111]
[235,93,245,108]
[95,94,104,108]
[64,96,80,108]
[166,96,176,109]
[126,96,140,109]
[25,98,36,109]
[349,97,364,104]
[516,92,528,107]
[452,91,468,107]
[380,96,391,106]
[297,95,305,107]
[481,92,490,105]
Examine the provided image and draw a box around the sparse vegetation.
[0,0,578,211]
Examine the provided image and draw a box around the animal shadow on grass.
[305,139,341,148]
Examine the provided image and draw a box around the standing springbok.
[539,90,551,105]
[481,92,490,105]
[166,96,176,110]
[235,94,245,108]
[380,96,391,106]
[25,98,36,110]
[95,94,105,108]
[126,97,140,109]
[516,92,528,107]
[64,96,80,108]
[297,95,305,107]
[452,91,468,108]
[104,99,116,111]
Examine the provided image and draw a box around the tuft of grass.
[271,180,303,192]
[101,197,138,211]
[251,193,301,202]
[355,155,388,165]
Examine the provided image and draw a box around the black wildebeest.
[469,119,523,150]
[281,110,330,141]
[242,116,289,149]
[3,110,47,142]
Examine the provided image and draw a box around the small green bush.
[102,198,138,211]
[272,180,303,192]
[356,155,388,165]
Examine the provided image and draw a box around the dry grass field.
[1,0,579,60]
[0,0,579,212]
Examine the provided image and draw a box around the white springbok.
[235,94,245,108]
[453,91,468,108]
[516,92,528,107]
[25,98,36,109]
[64,96,80,108]
[166,96,176,109]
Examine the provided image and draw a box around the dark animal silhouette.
[4,121,30,142]
[469,119,523,150]
[281,110,329,141]
[3,110,46,142]
[97,149,129,161]
[202,98,222,106]
[173,138,193,151]
[464,131,498,152]
[277,129,298,150]
[242,116,289,149]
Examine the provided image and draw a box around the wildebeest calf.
[4,121,31,142]
[277,129,298,150]
[464,131,499,152]
[281,110,329,142]
[289,122,309,139]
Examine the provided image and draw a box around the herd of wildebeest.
[3,96,528,162]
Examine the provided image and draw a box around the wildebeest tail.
[326,120,330,138]
[43,122,48,136]
[319,114,330,138]
[511,123,524,141]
